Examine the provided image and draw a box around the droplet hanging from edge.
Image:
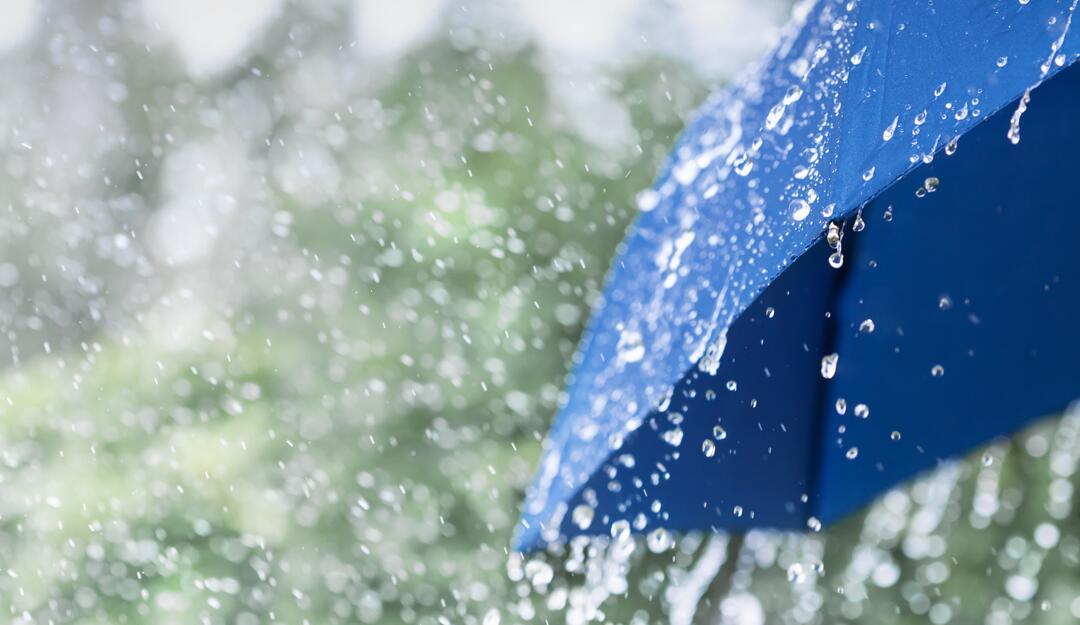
[1007,89,1031,145]
[828,251,844,269]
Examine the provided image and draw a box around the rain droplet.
[882,116,899,142]
[662,428,684,447]
[944,136,959,155]
[765,306,776,318]
[713,425,728,441]
[572,504,595,530]
[636,189,661,212]
[845,447,859,459]
[835,398,847,415]
[891,430,902,441]
[934,82,947,97]
[647,528,673,552]
[862,166,876,181]
[790,198,811,222]
[859,318,875,333]
[931,364,944,377]
[923,176,940,193]
[787,563,806,584]
[997,56,1009,67]
[854,403,870,419]
[914,109,927,126]
[702,439,717,458]
[820,353,839,379]
[828,251,844,269]
[725,380,737,392]
[883,206,893,221]
[733,505,744,517]
[938,295,953,310]
[610,519,631,541]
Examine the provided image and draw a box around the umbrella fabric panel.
[515,252,840,549]
[517,0,1080,550]
[815,60,1080,525]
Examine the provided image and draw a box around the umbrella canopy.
[515,0,1080,551]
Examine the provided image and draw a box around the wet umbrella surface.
[518,0,1080,551]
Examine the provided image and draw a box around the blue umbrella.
[515,0,1080,551]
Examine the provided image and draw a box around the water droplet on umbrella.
[828,251,844,268]
[854,403,870,418]
[835,398,847,415]
[850,46,867,65]
[787,563,806,583]
[783,85,803,105]
[846,447,859,459]
[914,109,928,126]
[923,176,940,193]
[702,439,717,458]
[765,306,776,318]
[733,151,754,176]
[853,210,866,232]
[725,380,738,392]
[934,82,947,97]
[733,505,744,517]
[859,318,875,333]
[635,189,660,212]
[882,116,899,141]
[939,295,953,310]
[891,430,902,441]
[713,425,728,441]
[931,364,944,377]
[617,328,645,363]
[945,136,959,155]
[572,504,595,530]
[862,166,876,181]
[997,55,1009,67]
[610,519,631,541]
[705,389,717,401]
[812,560,826,575]
[765,103,786,130]
[807,517,822,531]
[790,198,811,221]
[820,353,839,379]
[662,428,684,447]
